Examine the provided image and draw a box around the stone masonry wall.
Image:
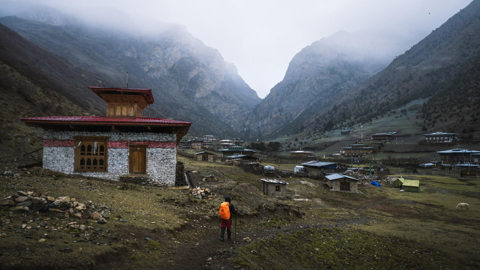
[330,179,358,193]
[42,131,177,186]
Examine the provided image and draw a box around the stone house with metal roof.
[21,86,191,186]
[325,173,359,193]
[195,151,216,162]
[261,179,288,197]
[301,161,337,179]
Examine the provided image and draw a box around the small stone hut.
[21,86,191,186]
[301,161,337,179]
[261,179,288,197]
[195,151,215,162]
[325,173,359,193]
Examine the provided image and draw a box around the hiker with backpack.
[218,195,237,241]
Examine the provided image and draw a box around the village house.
[325,173,359,193]
[21,86,191,186]
[203,135,215,142]
[189,138,203,149]
[261,179,288,197]
[219,148,256,157]
[370,131,397,141]
[301,161,338,179]
[341,143,374,157]
[423,132,459,144]
[219,139,235,149]
[233,138,245,146]
[195,151,216,162]
[437,148,480,164]
[201,135,215,149]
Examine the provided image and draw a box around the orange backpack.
[219,202,230,220]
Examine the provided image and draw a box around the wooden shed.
[261,179,288,197]
[402,179,420,192]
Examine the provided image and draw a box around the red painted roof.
[88,86,154,104]
[21,116,191,126]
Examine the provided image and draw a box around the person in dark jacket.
[219,195,237,241]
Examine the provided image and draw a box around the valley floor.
[0,156,479,269]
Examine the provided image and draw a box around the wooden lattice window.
[275,185,281,192]
[75,136,108,172]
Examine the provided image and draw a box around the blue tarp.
[370,181,381,187]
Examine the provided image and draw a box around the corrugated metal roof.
[261,179,288,185]
[325,173,359,181]
[424,132,458,136]
[437,148,480,154]
[195,151,215,155]
[219,148,256,152]
[21,116,191,126]
[301,161,336,168]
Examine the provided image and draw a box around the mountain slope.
[246,31,398,139]
[0,6,260,138]
[300,0,480,137]
[0,22,104,157]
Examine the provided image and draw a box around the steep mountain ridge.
[246,31,396,138]
[0,6,260,139]
[298,0,480,136]
[0,22,104,156]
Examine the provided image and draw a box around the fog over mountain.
[0,0,478,149]
[0,0,472,98]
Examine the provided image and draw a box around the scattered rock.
[243,237,251,243]
[91,212,102,220]
[97,218,107,224]
[2,190,109,223]
[11,206,29,212]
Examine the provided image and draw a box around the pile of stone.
[343,170,379,184]
[190,187,216,199]
[0,190,108,224]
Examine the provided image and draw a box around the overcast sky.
[3,0,473,98]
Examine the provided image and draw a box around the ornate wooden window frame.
[74,136,108,172]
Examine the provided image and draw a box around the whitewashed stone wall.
[42,131,178,186]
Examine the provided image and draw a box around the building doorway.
[129,145,146,174]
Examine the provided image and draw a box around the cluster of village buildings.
[20,86,479,198]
